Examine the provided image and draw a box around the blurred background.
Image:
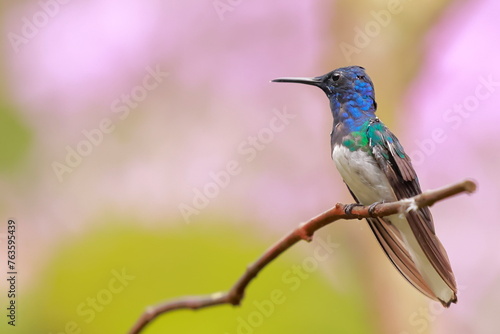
[0,0,498,333]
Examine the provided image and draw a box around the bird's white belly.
[332,145,396,205]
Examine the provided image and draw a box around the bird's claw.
[368,202,382,217]
[345,203,363,215]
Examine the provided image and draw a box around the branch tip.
[463,179,477,193]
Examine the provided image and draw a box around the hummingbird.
[272,66,457,306]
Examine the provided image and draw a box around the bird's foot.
[344,203,363,215]
[368,202,383,217]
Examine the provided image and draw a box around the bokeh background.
[0,0,498,333]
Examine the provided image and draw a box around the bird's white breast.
[332,145,396,205]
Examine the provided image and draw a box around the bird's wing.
[364,119,457,302]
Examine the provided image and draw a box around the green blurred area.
[0,103,32,173]
[11,220,376,334]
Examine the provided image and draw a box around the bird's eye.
[357,75,365,80]
[332,73,340,81]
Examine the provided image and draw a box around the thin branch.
[128,179,476,334]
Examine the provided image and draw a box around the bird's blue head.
[273,66,377,127]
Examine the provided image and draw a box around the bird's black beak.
[271,76,323,87]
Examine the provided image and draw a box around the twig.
[128,179,476,334]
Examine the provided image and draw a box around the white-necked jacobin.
[272,66,457,306]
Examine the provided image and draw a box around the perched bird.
[272,66,457,306]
